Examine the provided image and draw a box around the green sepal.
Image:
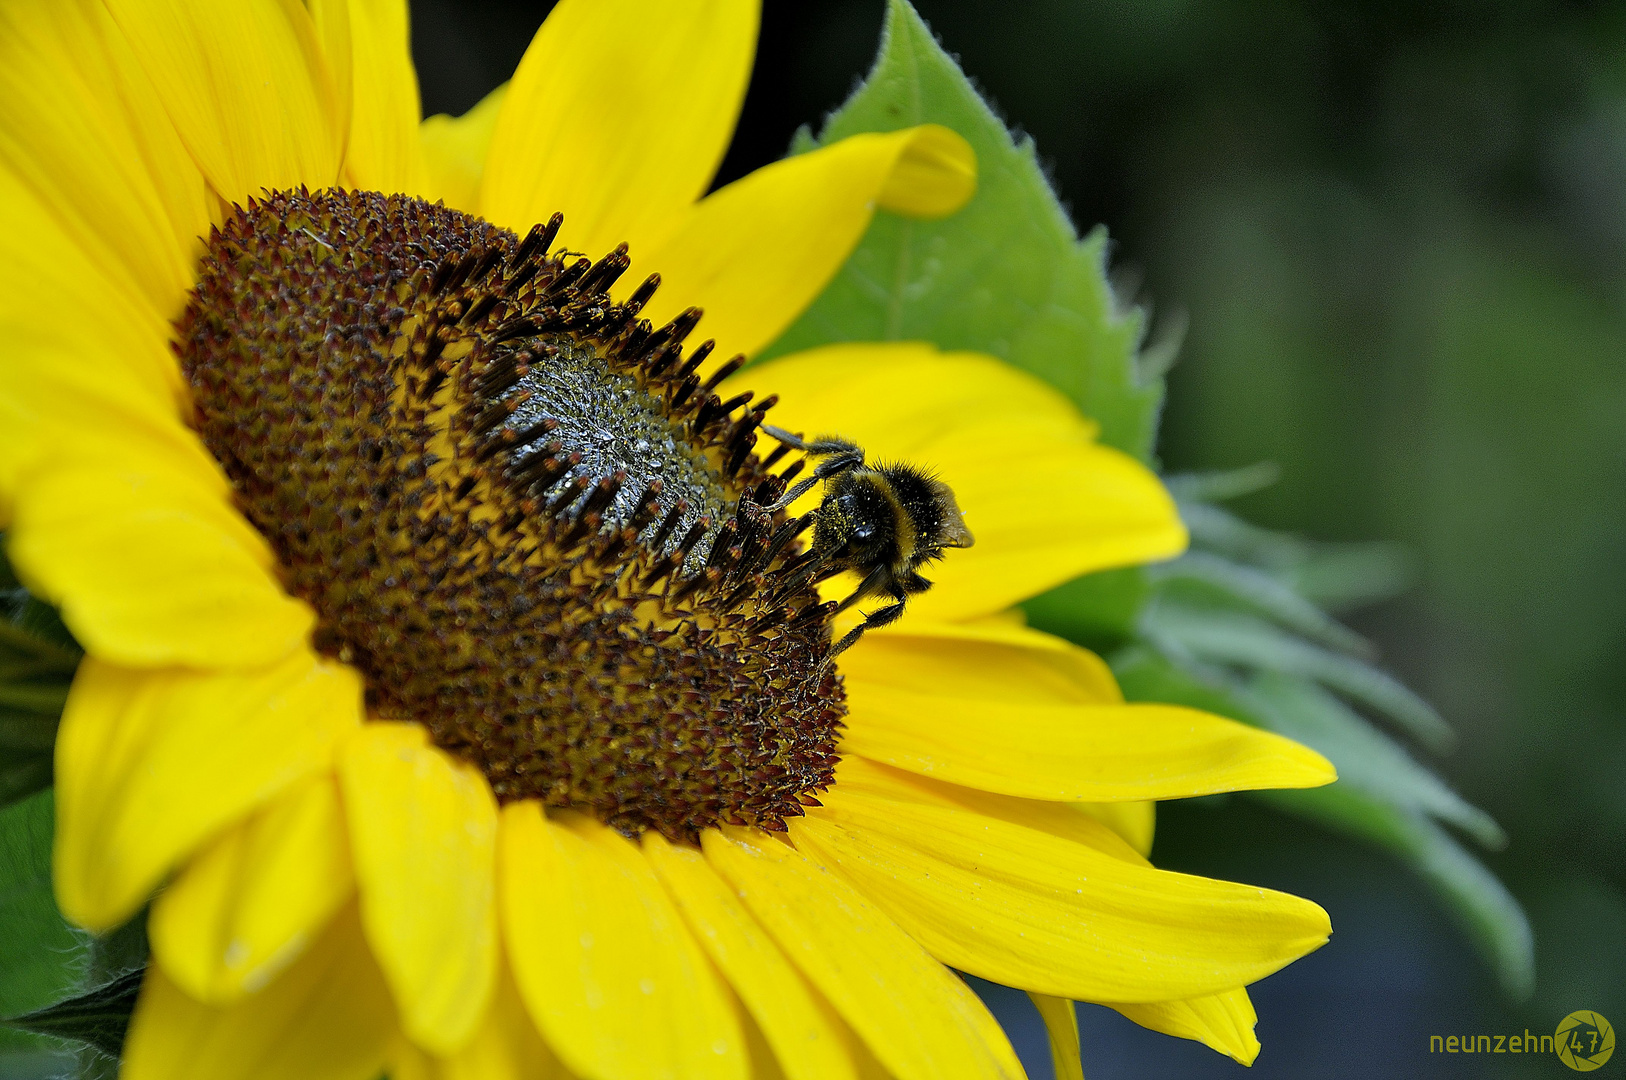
[761,0,1164,462]
[0,790,147,1071]
[2,970,142,1060]
[1022,568,1150,653]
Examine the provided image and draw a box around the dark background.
[410,2,1626,1076]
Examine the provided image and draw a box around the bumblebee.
[762,425,973,660]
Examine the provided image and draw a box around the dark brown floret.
[175,188,842,840]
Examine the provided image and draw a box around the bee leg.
[769,549,832,603]
[763,448,864,512]
[761,424,808,449]
[825,600,908,662]
[762,427,864,461]
[764,474,822,513]
[761,429,867,512]
[833,564,890,615]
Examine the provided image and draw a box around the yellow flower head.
[0,1,1337,1077]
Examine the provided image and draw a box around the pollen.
[176,188,843,839]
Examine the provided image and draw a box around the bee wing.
[930,478,975,548]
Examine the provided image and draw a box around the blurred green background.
[385,0,1620,1074]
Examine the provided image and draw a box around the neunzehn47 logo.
[1428,1010,1614,1071]
[1556,1011,1615,1072]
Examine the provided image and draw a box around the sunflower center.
[177,188,843,839]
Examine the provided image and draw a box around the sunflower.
[0,1,1336,1077]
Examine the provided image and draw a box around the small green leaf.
[1143,603,1455,752]
[1112,645,1531,998]
[1178,501,1312,570]
[1279,542,1417,613]
[1255,786,1534,1000]
[0,710,59,755]
[1239,673,1503,849]
[2,541,79,660]
[762,0,1163,461]
[1163,464,1282,504]
[0,684,69,714]
[0,539,76,809]
[1149,551,1375,658]
[1110,643,1260,726]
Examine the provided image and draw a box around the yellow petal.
[843,621,1122,707]
[316,0,426,193]
[1026,994,1083,1080]
[854,613,1116,682]
[480,0,757,256]
[306,0,353,160]
[838,628,1335,801]
[386,963,572,1080]
[1078,800,1156,858]
[53,652,362,932]
[736,342,1091,451]
[793,767,1333,1003]
[102,0,342,204]
[7,458,315,669]
[628,127,976,362]
[642,832,860,1080]
[1110,988,1261,1066]
[0,331,197,526]
[122,905,395,1080]
[339,722,498,1056]
[0,159,186,450]
[830,757,1147,864]
[0,0,210,319]
[420,84,506,214]
[500,804,747,1080]
[737,342,1184,617]
[150,772,354,1004]
[701,826,1023,1080]
[874,123,980,217]
[0,157,187,511]
[826,761,1252,1062]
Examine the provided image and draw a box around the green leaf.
[761,0,1163,461]
[1,539,79,658]
[1110,644,1263,727]
[0,757,52,810]
[0,791,88,1020]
